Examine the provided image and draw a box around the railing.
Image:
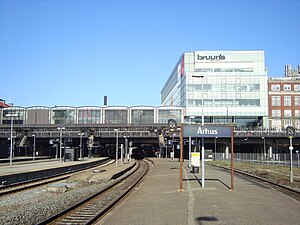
[0,130,155,138]
[0,126,299,138]
[215,153,300,168]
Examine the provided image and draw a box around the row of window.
[270,84,300,92]
[270,119,300,129]
[186,116,262,128]
[271,110,300,118]
[188,99,260,107]
[195,68,254,73]
[0,107,183,125]
[271,96,300,106]
[188,84,260,92]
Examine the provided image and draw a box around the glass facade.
[2,107,26,124]
[161,50,269,128]
[0,106,184,125]
[51,107,76,124]
[77,107,101,124]
[131,108,155,124]
[157,108,182,124]
[104,108,128,124]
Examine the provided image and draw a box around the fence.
[214,152,300,167]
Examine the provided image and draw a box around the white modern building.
[161,50,269,128]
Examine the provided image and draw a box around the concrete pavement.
[100,158,300,225]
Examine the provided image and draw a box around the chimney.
[104,96,107,106]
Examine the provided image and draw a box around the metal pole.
[115,129,118,167]
[231,127,234,190]
[165,139,167,158]
[201,76,205,188]
[79,133,83,159]
[297,151,299,168]
[121,144,124,164]
[189,136,191,168]
[172,134,175,160]
[262,137,266,162]
[179,124,183,191]
[121,137,124,163]
[59,129,62,162]
[55,144,58,159]
[188,116,194,168]
[289,137,293,183]
[125,137,128,163]
[10,115,13,168]
[214,137,217,160]
[33,135,35,162]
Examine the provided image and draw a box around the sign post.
[180,124,234,190]
[286,126,295,183]
[179,124,183,191]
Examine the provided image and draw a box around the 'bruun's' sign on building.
[183,125,232,138]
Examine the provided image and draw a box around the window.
[271,84,280,91]
[284,110,292,117]
[271,96,281,106]
[295,96,300,106]
[272,110,281,117]
[131,110,154,124]
[294,84,300,91]
[295,119,300,129]
[283,84,291,91]
[284,96,292,106]
[284,119,292,128]
[295,110,300,118]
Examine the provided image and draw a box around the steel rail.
[0,159,113,196]
[37,160,149,225]
[211,164,300,201]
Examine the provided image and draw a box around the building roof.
[0,101,11,108]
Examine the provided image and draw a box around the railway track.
[37,159,149,225]
[0,159,113,196]
[211,164,300,201]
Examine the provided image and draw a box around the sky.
[0,0,299,107]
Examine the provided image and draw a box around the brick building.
[268,64,300,129]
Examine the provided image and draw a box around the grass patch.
[208,161,300,189]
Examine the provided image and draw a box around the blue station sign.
[183,125,232,138]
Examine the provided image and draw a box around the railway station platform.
[0,157,110,177]
[100,158,300,225]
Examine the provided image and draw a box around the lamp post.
[124,136,129,163]
[296,150,299,168]
[214,137,218,161]
[114,129,118,167]
[262,137,266,162]
[289,138,294,183]
[189,116,195,168]
[7,113,18,168]
[32,134,36,162]
[57,126,65,162]
[164,138,168,158]
[286,126,295,183]
[192,74,205,188]
[78,132,84,160]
